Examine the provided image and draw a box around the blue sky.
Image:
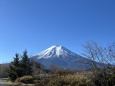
[0,0,115,63]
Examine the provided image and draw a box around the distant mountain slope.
[31,45,104,70]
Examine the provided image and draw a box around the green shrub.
[15,75,34,84]
[108,73,115,86]
[91,71,111,86]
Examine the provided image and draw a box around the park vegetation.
[0,42,115,86]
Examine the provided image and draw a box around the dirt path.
[0,78,34,86]
[0,78,12,86]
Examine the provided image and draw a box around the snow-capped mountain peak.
[31,45,104,70]
[35,45,76,59]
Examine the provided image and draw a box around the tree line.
[6,50,42,81]
[0,41,115,86]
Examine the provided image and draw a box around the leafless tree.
[83,41,115,86]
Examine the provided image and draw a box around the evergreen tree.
[21,50,33,76]
[6,50,35,81]
[7,53,22,81]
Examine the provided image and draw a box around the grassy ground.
[0,78,13,84]
[0,78,34,86]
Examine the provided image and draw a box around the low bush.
[35,74,94,86]
[15,75,34,84]
[92,71,110,86]
[48,75,94,86]
[35,78,50,86]
[56,69,74,75]
[0,64,8,78]
[91,70,115,86]
[108,73,115,86]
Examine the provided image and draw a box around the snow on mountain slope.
[31,45,102,70]
[35,45,77,59]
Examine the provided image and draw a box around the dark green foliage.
[91,68,115,86]
[32,61,43,75]
[43,69,52,74]
[93,72,109,86]
[20,50,33,76]
[6,50,33,81]
[6,53,22,81]
[108,73,115,86]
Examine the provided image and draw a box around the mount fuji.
[31,45,98,70]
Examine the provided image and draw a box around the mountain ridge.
[31,45,100,70]
[34,45,79,59]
